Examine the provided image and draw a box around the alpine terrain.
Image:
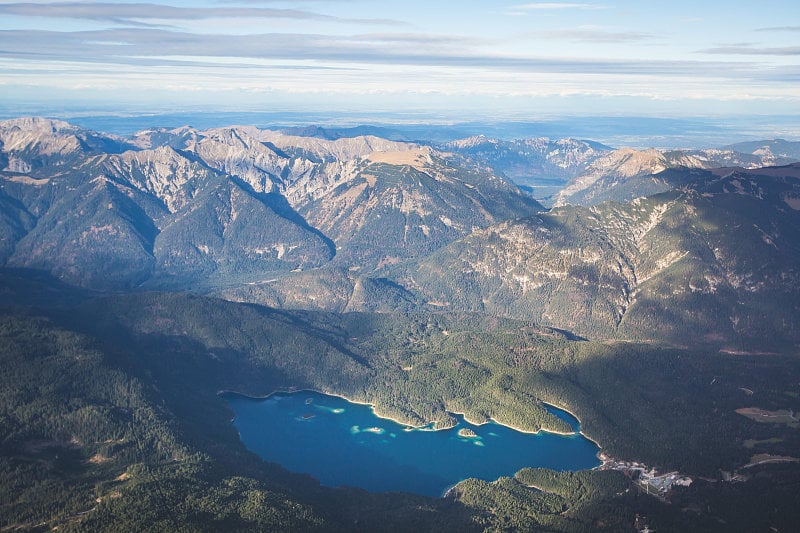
[2,117,800,532]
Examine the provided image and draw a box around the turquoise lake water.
[227,391,600,497]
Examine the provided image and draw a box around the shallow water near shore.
[227,390,600,497]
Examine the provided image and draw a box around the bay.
[227,390,600,497]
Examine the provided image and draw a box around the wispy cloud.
[701,45,800,56]
[0,1,797,117]
[0,27,765,80]
[755,26,800,33]
[0,2,402,26]
[711,41,758,48]
[343,33,486,46]
[511,2,606,10]
[525,29,652,43]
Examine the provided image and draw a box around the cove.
[226,390,600,497]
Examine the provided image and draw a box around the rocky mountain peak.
[0,116,76,134]
[0,116,86,157]
[255,130,417,162]
[131,126,201,150]
[104,146,211,212]
[593,148,668,177]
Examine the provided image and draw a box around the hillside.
[399,165,800,348]
[2,273,799,531]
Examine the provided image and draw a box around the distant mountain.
[444,135,612,187]
[554,145,800,206]
[553,148,698,206]
[443,136,800,209]
[4,117,799,346]
[0,117,132,170]
[290,147,541,270]
[255,129,416,163]
[0,131,333,289]
[722,139,800,162]
[280,124,410,141]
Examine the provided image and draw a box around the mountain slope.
[399,165,800,348]
[152,174,334,284]
[8,175,160,289]
[0,187,35,262]
[290,148,542,269]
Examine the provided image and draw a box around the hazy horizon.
[3,109,799,149]
[1,0,799,121]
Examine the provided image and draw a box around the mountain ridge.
[397,165,800,348]
[3,116,799,346]
[0,117,542,291]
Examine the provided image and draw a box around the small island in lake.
[458,428,478,438]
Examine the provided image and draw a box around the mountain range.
[3,116,800,531]
[3,117,800,348]
[0,118,542,291]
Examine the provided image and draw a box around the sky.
[1,0,799,120]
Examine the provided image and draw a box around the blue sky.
[1,0,799,119]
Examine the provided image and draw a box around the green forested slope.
[3,277,799,531]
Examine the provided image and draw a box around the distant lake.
[227,391,600,497]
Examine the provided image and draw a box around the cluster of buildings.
[598,453,693,500]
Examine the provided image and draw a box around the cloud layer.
[0,0,798,115]
[0,2,401,25]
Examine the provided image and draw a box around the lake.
[227,390,600,497]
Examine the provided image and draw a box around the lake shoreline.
[219,388,425,430]
[226,388,603,497]
[448,408,576,438]
[219,388,603,452]
[540,402,604,450]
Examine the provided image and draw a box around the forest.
[2,269,799,531]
